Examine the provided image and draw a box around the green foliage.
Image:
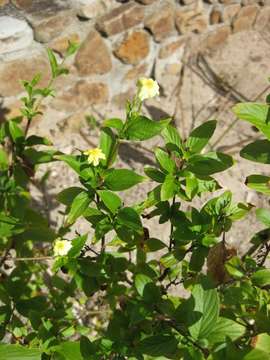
[0,48,270,360]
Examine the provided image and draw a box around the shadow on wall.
[0,97,10,124]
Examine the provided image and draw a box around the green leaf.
[144,167,165,183]
[53,341,83,360]
[47,48,58,78]
[251,269,270,287]
[135,274,153,296]
[97,190,122,214]
[66,41,80,57]
[138,335,178,357]
[104,169,145,191]
[206,317,245,345]
[100,127,117,167]
[104,118,124,131]
[202,190,232,216]
[256,208,270,227]
[186,120,217,154]
[9,120,24,144]
[240,140,270,164]
[117,207,142,232]
[0,148,8,171]
[161,174,177,201]
[233,102,270,140]
[145,238,167,252]
[228,202,253,221]
[23,148,57,164]
[57,187,84,206]
[189,284,219,340]
[0,344,41,360]
[55,154,81,175]
[253,333,270,354]
[246,174,270,195]
[68,234,87,258]
[187,152,233,176]
[125,116,171,141]
[155,148,176,173]
[243,349,270,360]
[225,256,244,279]
[162,125,182,151]
[18,225,56,243]
[67,191,92,225]
[185,173,198,200]
[80,336,96,358]
[25,135,52,146]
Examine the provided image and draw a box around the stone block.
[144,2,175,42]
[114,31,150,65]
[33,11,74,43]
[203,25,231,50]
[75,30,112,75]
[96,2,144,37]
[51,81,109,112]
[0,54,50,97]
[223,4,241,23]
[0,16,33,55]
[233,5,259,32]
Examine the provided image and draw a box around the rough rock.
[175,3,208,34]
[112,88,133,108]
[96,2,144,37]
[203,25,231,51]
[0,0,9,6]
[0,54,50,96]
[205,31,270,100]
[155,38,185,96]
[232,5,259,33]
[12,0,71,17]
[124,63,148,81]
[51,81,109,112]
[254,7,270,32]
[33,12,74,43]
[0,16,33,55]
[158,37,186,59]
[114,31,150,65]
[210,6,222,24]
[144,2,175,42]
[74,0,106,19]
[75,30,112,75]
[222,4,241,23]
[11,0,33,9]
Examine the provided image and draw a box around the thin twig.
[169,196,176,251]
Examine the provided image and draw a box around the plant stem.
[169,196,176,251]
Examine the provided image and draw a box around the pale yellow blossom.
[137,78,159,101]
[53,239,72,257]
[83,148,106,166]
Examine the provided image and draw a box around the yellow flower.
[83,148,106,166]
[137,77,159,101]
[53,239,72,257]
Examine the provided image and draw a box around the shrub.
[0,47,270,360]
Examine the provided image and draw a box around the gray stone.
[0,16,33,55]
[73,0,106,19]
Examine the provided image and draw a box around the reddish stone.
[114,31,149,65]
